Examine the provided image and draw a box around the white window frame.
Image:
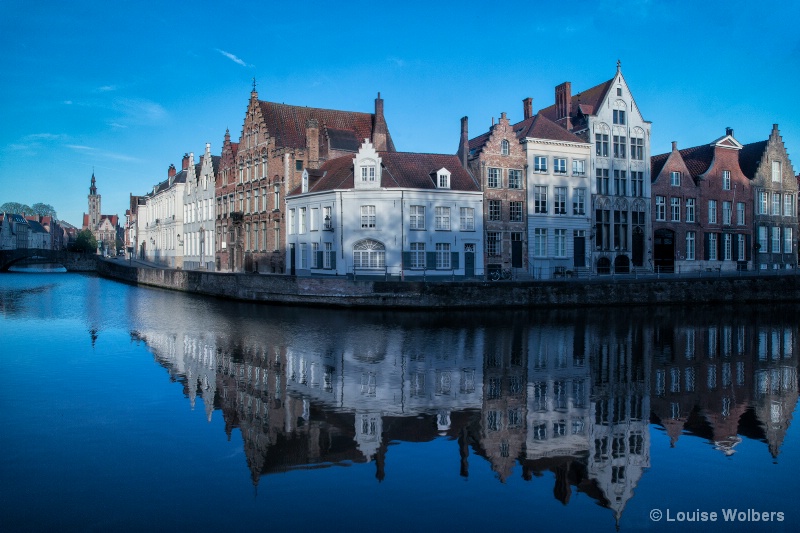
[655,196,666,221]
[360,205,376,229]
[435,243,451,269]
[460,207,475,231]
[410,205,425,230]
[435,206,450,231]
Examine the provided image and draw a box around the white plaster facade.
[584,66,652,273]
[525,134,593,278]
[285,142,484,279]
[137,166,186,268]
[182,145,218,270]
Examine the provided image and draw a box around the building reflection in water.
[130,304,798,524]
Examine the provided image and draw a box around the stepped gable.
[293,151,479,195]
[258,101,396,152]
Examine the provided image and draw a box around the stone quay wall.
[97,259,800,309]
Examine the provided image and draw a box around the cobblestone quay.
[97,259,800,309]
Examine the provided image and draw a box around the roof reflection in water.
[131,302,798,525]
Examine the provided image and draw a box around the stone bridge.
[0,248,97,272]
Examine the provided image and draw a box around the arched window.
[353,239,386,269]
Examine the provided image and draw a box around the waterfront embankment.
[96,259,800,309]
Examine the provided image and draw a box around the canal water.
[1,273,798,532]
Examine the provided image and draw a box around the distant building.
[82,173,120,254]
[285,140,483,278]
[136,158,188,268]
[183,145,219,270]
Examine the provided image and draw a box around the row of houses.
[126,63,797,278]
[0,213,74,251]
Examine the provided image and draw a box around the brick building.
[739,124,797,270]
[460,112,528,277]
[215,83,395,273]
[651,129,752,272]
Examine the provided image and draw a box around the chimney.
[555,82,572,130]
[306,118,319,169]
[726,127,733,137]
[458,116,469,169]
[168,164,176,178]
[672,141,678,151]
[372,92,388,151]
[182,153,190,170]
[523,97,533,120]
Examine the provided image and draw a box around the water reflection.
[131,303,798,525]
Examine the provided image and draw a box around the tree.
[31,203,58,219]
[0,201,33,215]
[72,229,98,253]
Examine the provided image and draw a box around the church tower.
[88,172,101,229]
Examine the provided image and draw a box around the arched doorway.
[597,257,611,275]
[654,228,675,273]
[614,255,630,273]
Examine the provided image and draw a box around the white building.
[136,157,189,268]
[521,113,593,278]
[285,141,484,279]
[182,145,219,270]
[540,62,652,273]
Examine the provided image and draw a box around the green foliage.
[0,201,34,215]
[72,229,98,253]
[31,203,58,219]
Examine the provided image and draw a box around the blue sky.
[2,0,799,227]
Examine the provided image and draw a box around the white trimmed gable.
[353,139,382,189]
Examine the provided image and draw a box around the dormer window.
[353,140,382,190]
[435,168,451,189]
[501,139,510,156]
[361,164,376,182]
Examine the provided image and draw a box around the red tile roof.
[651,144,715,181]
[650,152,670,181]
[468,113,585,154]
[258,101,395,152]
[515,113,587,143]
[538,78,615,122]
[290,152,478,196]
[738,140,768,178]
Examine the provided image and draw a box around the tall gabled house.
[538,62,652,274]
[651,129,752,272]
[215,83,395,273]
[739,124,797,270]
